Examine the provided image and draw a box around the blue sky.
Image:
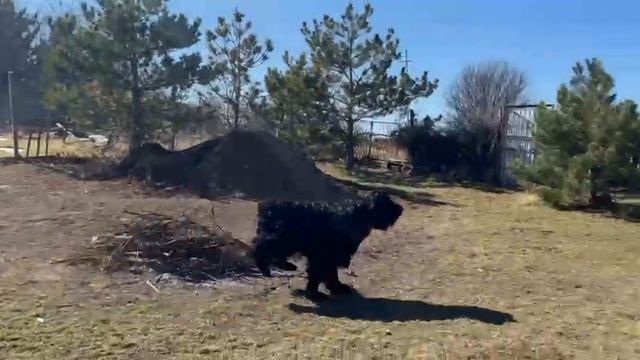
[25,0,640,118]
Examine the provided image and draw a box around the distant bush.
[392,114,495,182]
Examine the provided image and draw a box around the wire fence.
[356,119,409,163]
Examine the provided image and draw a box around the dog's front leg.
[304,259,328,301]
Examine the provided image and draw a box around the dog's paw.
[256,264,272,277]
[304,290,330,302]
[293,289,329,302]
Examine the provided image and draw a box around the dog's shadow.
[288,290,515,325]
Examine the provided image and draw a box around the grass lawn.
[0,162,638,359]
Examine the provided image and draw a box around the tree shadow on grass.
[334,168,459,207]
[427,180,513,194]
[288,290,515,325]
[346,166,431,187]
[344,165,512,195]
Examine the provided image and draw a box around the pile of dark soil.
[83,212,258,282]
[112,130,356,202]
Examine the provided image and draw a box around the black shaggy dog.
[253,192,403,300]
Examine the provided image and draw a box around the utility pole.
[367,120,374,159]
[400,50,412,123]
[7,71,19,158]
[402,49,412,74]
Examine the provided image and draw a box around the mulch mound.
[109,130,356,202]
[62,212,259,282]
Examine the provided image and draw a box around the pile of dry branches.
[87,211,259,282]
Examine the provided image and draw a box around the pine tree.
[203,9,273,129]
[264,52,341,155]
[44,0,204,149]
[522,59,640,208]
[0,0,44,125]
[301,3,437,168]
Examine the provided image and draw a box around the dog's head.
[367,192,403,230]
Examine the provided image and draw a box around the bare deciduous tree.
[447,60,527,133]
[446,60,527,181]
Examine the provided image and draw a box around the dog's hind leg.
[253,238,273,277]
[325,267,353,295]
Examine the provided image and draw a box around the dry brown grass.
[0,134,100,158]
[0,162,639,359]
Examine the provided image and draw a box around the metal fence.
[356,119,408,162]
[497,104,553,186]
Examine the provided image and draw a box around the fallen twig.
[50,256,100,265]
[123,209,152,216]
[199,272,218,282]
[146,280,161,293]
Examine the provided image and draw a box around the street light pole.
[7,71,19,158]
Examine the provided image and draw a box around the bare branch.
[447,60,527,133]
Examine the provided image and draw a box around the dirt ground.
[1,163,639,359]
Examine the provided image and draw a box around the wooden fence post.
[26,132,33,157]
[367,121,374,159]
[36,129,42,157]
[45,130,50,156]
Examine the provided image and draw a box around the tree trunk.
[233,101,240,129]
[345,36,355,170]
[345,118,355,169]
[233,68,241,129]
[589,166,612,208]
[130,58,144,151]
